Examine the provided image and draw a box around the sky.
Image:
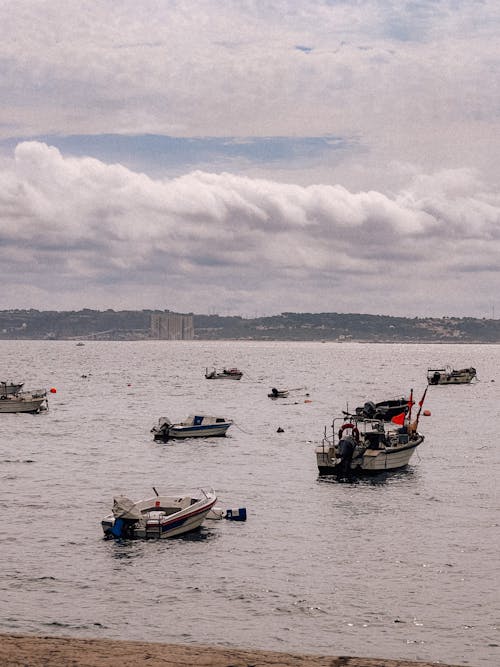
[0,0,499,318]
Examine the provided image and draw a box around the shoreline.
[0,633,466,667]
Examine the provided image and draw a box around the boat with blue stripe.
[102,487,218,539]
[151,414,233,440]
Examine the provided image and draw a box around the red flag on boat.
[391,412,406,425]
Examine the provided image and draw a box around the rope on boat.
[232,422,252,435]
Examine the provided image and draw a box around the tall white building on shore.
[150,312,194,340]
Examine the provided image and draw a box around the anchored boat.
[151,414,233,440]
[316,417,424,478]
[427,365,477,385]
[205,367,243,380]
[102,487,218,539]
[0,384,48,414]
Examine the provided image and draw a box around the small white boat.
[0,388,48,413]
[102,487,218,539]
[427,365,477,385]
[205,367,243,380]
[316,416,424,478]
[151,414,233,440]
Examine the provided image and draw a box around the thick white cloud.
[0,142,498,316]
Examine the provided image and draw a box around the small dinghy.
[102,487,218,539]
[268,387,289,399]
[205,367,243,380]
[151,414,233,440]
[427,365,477,385]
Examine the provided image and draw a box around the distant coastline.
[1,309,499,343]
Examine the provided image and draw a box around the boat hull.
[316,436,424,476]
[0,395,47,413]
[168,423,231,438]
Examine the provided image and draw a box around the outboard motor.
[152,417,172,440]
[337,435,356,480]
[106,496,143,538]
[431,372,440,384]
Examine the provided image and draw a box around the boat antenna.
[152,487,159,496]
[407,388,414,425]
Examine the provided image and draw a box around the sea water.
[0,340,498,666]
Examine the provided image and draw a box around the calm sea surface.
[0,341,498,666]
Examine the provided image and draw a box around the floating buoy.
[423,409,431,416]
[225,508,247,521]
[127,383,132,387]
[304,399,312,403]
[277,427,284,433]
[49,387,57,394]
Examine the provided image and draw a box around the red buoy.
[50,387,57,394]
[423,409,431,416]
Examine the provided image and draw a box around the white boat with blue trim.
[151,414,233,440]
[102,487,218,539]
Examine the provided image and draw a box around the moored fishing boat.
[0,388,48,413]
[151,414,233,440]
[427,365,477,385]
[317,388,427,478]
[316,418,424,477]
[102,487,218,539]
[205,367,243,380]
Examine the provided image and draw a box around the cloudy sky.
[0,0,499,317]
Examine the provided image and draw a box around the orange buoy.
[49,387,57,393]
[423,409,431,416]
[304,399,312,403]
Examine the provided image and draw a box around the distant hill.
[1,309,499,342]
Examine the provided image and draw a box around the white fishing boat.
[205,367,243,380]
[316,417,424,477]
[102,487,218,539]
[427,365,477,385]
[0,388,48,413]
[151,414,233,440]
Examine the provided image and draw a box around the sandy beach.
[0,634,466,667]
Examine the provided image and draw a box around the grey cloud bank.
[0,142,498,317]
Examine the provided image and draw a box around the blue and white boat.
[102,487,218,539]
[151,414,233,440]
